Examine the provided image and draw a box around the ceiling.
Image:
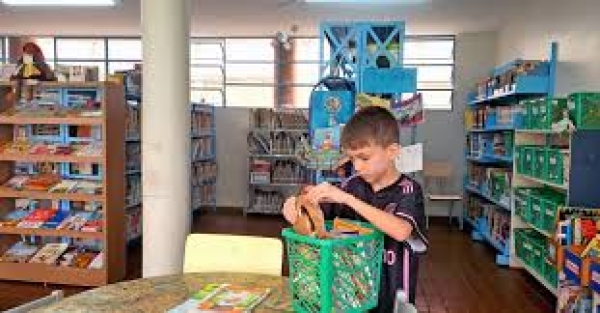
[0,0,520,36]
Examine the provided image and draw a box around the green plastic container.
[282,222,384,313]
[537,98,568,130]
[529,195,544,230]
[532,147,548,179]
[568,92,600,130]
[522,146,536,176]
[546,148,568,185]
[514,188,530,222]
[539,193,564,234]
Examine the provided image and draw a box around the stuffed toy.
[11,42,55,82]
[8,42,56,103]
[293,194,329,239]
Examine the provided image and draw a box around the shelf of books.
[116,66,142,244]
[191,102,217,212]
[246,108,309,215]
[463,43,559,267]
[0,80,126,286]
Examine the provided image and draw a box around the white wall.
[497,0,600,95]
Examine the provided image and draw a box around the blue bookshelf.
[463,42,558,267]
[191,102,217,212]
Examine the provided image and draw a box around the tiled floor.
[0,211,555,312]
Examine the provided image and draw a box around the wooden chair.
[6,290,64,313]
[183,233,283,276]
[423,161,463,229]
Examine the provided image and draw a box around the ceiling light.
[1,0,121,6]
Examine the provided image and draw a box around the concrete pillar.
[141,0,191,277]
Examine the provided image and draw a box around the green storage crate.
[537,98,568,130]
[546,148,568,185]
[283,222,384,313]
[520,100,533,129]
[523,146,536,176]
[514,188,531,222]
[568,92,600,130]
[543,259,558,288]
[515,145,525,174]
[532,147,548,179]
[540,194,564,234]
[530,238,547,274]
[529,99,543,129]
[530,195,544,230]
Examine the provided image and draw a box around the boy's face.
[343,142,400,185]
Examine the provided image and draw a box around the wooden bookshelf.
[0,226,103,240]
[0,186,105,201]
[0,153,103,164]
[0,116,103,126]
[0,81,126,286]
[0,262,106,286]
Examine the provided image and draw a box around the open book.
[168,283,271,313]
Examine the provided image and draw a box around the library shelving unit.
[513,128,600,297]
[245,108,309,215]
[463,43,558,267]
[191,102,217,212]
[0,80,126,286]
[124,92,141,243]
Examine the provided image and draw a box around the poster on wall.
[391,93,424,127]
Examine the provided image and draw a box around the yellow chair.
[183,233,283,276]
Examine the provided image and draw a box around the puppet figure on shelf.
[8,42,56,103]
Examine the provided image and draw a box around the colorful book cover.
[310,126,343,169]
[0,209,30,227]
[168,284,270,313]
[87,251,104,269]
[41,210,70,229]
[29,242,69,265]
[17,208,57,229]
[0,241,39,263]
[57,211,95,231]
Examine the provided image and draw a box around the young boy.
[283,106,428,312]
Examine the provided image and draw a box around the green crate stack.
[539,191,565,234]
[546,148,568,185]
[568,92,600,130]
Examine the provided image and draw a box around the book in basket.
[168,283,271,313]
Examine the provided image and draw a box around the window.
[405,36,455,110]
[224,38,275,108]
[190,39,225,106]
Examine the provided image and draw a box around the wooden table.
[31,272,293,313]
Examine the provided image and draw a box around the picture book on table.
[168,283,271,313]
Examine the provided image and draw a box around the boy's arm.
[344,195,414,242]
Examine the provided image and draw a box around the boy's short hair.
[341,106,399,149]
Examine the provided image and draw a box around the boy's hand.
[307,182,352,205]
[282,196,298,224]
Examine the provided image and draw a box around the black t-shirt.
[321,174,428,312]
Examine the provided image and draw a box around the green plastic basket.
[568,92,600,130]
[282,222,384,313]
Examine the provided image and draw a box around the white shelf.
[516,215,553,238]
[516,173,568,191]
[515,255,557,296]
